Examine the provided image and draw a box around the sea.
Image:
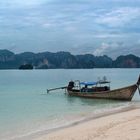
[0,69,140,140]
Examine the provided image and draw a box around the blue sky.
[0,0,140,58]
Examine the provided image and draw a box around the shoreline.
[12,104,140,140]
[35,106,140,140]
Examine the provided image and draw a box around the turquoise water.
[0,69,140,140]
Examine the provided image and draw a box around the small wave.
[8,102,137,140]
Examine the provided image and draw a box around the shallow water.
[0,69,140,140]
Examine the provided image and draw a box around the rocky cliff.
[0,49,139,69]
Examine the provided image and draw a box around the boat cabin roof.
[80,81,110,86]
[98,81,110,84]
[80,81,97,86]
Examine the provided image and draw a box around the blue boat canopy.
[80,81,97,86]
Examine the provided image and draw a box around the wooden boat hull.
[67,84,138,101]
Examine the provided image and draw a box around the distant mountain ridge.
[0,49,140,69]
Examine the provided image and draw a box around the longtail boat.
[67,76,140,101]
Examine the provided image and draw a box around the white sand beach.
[34,108,140,140]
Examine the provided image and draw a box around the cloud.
[95,7,140,27]
[0,0,47,9]
[92,33,123,39]
[42,23,53,28]
[92,41,128,58]
[0,0,140,58]
[93,43,110,56]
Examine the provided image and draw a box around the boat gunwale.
[67,83,138,101]
[68,83,137,94]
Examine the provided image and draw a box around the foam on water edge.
[8,102,135,140]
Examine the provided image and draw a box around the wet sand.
[33,106,140,140]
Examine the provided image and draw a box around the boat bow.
[136,75,140,95]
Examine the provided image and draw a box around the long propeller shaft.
[47,86,67,93]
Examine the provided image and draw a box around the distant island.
[19,64,33,70]
[0,49,140,69]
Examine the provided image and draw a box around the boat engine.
[67,81,74,90]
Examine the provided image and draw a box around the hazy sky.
[0,0,140,58]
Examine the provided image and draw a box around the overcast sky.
[0,0,140,58]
